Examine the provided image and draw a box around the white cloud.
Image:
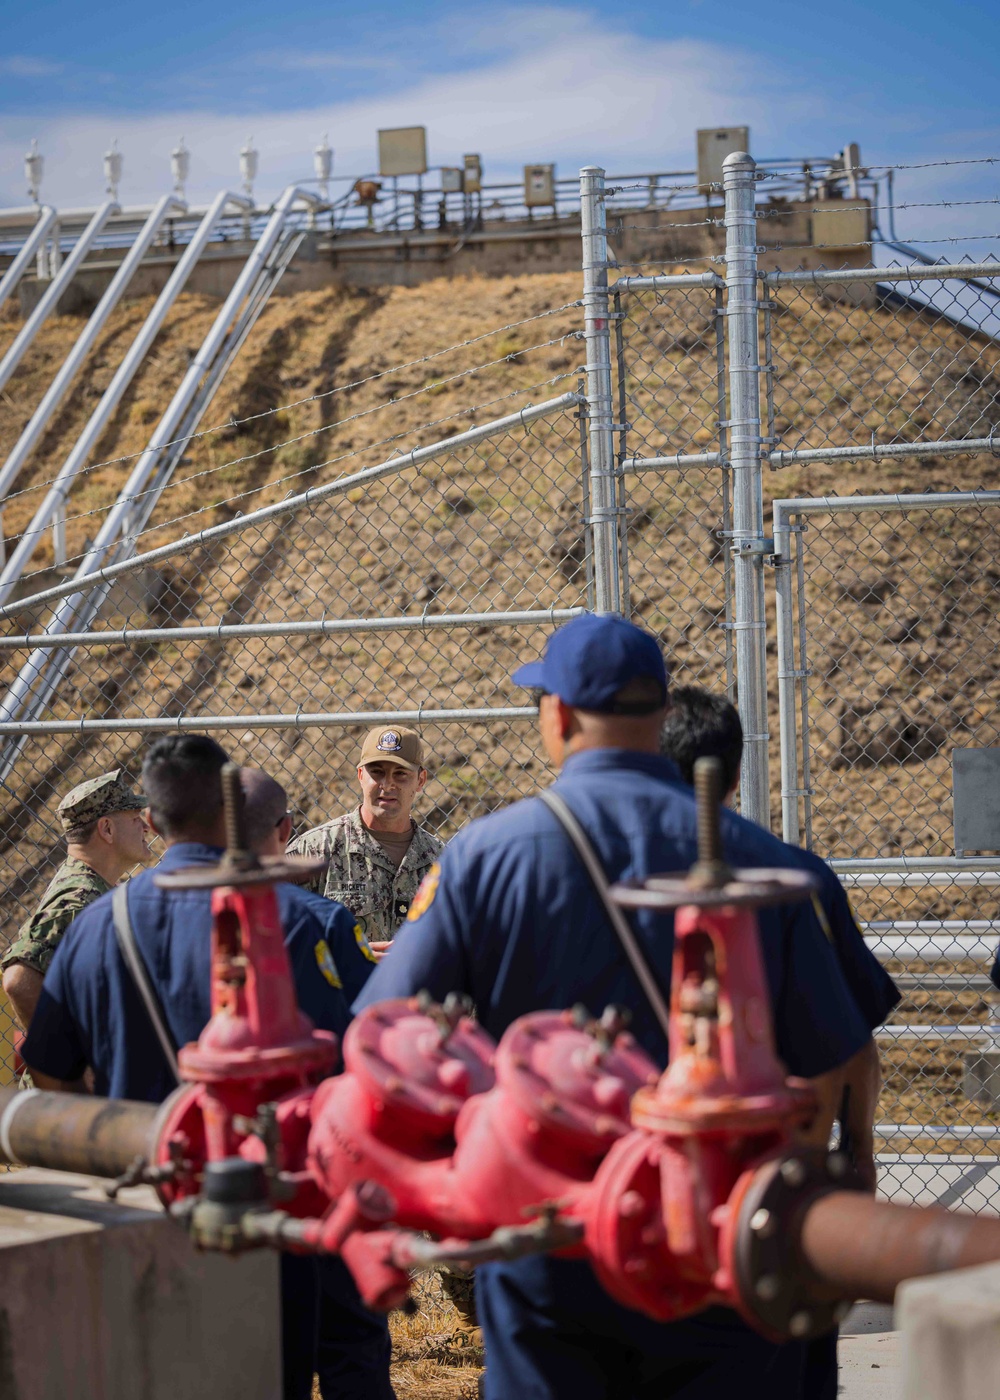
[0,56,63,79]
[0,13,812,207]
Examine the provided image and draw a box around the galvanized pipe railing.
[0,201,119,394]
[0,194,188,512]
[0,190,252,605]
[0,186,321,753]
[0,205,59,315]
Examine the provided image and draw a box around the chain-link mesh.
[613,280,734,695]
[777,490,1000,1205]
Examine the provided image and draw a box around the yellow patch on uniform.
[407,863,441,923]
[314,939,343,989]
[355,922,378,964]
[810,892,834,944]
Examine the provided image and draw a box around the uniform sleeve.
[317,900,379,1004]
[281,899,353,1039]
[1,888,91,977]
[286,830,329,898]
[814,865,901,1030]
[20,930,89,1082]
[770,896,872,1079]
[352,850,471,1013]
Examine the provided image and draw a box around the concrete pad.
[838,1332,900,1399]
[0,1168,280,1400]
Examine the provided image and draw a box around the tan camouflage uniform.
[2,857,111,981]
[287,807,442,942]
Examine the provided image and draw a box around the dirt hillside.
[1,268,999,934]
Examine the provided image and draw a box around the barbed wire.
[0,299,582,512]
[866,157,999,173]
[614,197,1000,234]
[15,368,581,579]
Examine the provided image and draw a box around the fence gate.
[775,491,1000,1208]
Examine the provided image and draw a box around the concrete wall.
[10,198,873,314]
[0,1168,280,1400]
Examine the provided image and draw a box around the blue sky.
[1,0,997,249]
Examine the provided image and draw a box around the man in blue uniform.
[355,614,876,1400]
[660,684,900,1190]
[23,736,393,1400]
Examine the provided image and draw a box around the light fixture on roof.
[104,139,124,201]
[240,135,259,203]
[314,133,333,202]
[171,137,190,200]
[24,139,44,204]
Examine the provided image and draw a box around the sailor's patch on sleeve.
[406,863,441,923]
[354,922,378,963]
[315,939,343,988]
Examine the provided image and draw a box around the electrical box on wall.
[378,127,428,178]
[441,167,463,194]
[696,127,750,193]
[811,202,872,249]
[524,163,556,208]
[463,154,482,193]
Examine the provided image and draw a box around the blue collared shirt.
[23,842,367,1102]
[355,749,869,1078]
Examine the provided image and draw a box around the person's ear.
[144,806,165,839]
[278,814,293,847]
[553,696,575,739]
[415,767,428,793]
[97,815,115,846]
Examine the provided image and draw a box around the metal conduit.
[0,205,58,315]
[0,190,252,606]
[0,202,119,394]
[0,194,187,514]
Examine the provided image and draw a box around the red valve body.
[151,878,818,1327]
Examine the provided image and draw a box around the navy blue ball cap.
[512,614,668,713]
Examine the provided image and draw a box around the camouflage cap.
[56,768,145,833]
[358,726,425,773]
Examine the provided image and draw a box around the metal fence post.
[723,151,770,826]
[580,166,621,615]
[773,503,800,844]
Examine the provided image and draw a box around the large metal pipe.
[0,190,251,604]
[800,1190,1000,1303]
[0,202,119,394]
[0,1087,160,1179]
[0,205,59,315]
[0,194,187,508]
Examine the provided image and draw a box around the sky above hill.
[0,0,997,251]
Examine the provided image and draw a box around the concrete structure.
[0,1168,280,1400]
[898,1259,1000,1400]
[8,196,873,312]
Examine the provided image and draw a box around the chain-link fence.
[773,492,1000,1206]
[4,157,1000,1219]
[612,274,735,698]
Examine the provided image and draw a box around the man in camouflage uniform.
[287,726,441,952]
[2,769,150,1039]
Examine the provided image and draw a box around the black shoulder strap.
[538,789,672,1042]
[111,884,180,1085]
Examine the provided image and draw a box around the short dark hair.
[239,769,288,849]
[141,735,229,839]
[660,686,744,791]
[64,819,98,845]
